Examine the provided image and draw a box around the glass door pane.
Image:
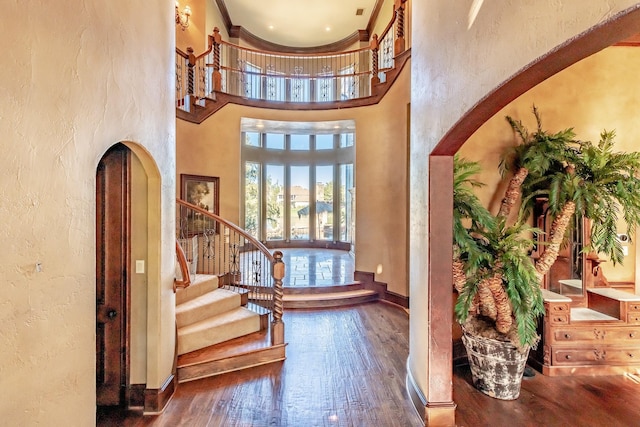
[316,165,334,240]
[266,164,284,240]
[290,166,310,240]
[244,162,261,239]
[340,164,354,242]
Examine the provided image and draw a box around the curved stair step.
[176,288,240,328]
[177,307,261,355]
[176,274,219,305]
[283,289,378,309]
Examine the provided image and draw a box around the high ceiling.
[220,0,379,48]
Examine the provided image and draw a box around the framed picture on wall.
[180,174,220,233]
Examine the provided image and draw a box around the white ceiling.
[222,0,378,47]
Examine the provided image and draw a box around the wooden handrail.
[218,66,372,79]
[174,240,191,292]
[175,47,189,59]
[176,199,275,264]
[378,12,396,43]
[176,198,285,344]
[218,38,371,58]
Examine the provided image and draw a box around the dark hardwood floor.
[98,302,640,427]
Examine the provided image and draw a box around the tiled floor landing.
[275,248,355,288]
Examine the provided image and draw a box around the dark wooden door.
[96,144,130,406]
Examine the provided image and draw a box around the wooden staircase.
[175,275,285,382]
[176,275,265,356]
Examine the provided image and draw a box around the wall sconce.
[175,1,191,31]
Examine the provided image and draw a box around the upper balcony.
[176,1,410,124]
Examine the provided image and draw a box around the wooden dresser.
[530,288,640,376]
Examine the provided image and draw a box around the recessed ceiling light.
[325,26,331,32]
[268,25,274,30]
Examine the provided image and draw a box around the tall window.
[241,119,355,244]
[266,165,284,240]
[339,164,354,242]
[315,165,334,240]
[244,162,261,237]
[290,166,310,240]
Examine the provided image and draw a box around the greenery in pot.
[453,155,543,350]
[454,106,640,351]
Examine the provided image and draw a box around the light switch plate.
[136,260,145,274]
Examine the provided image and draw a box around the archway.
[409,5,640,424]
[96,141,164,414]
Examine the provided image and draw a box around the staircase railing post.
[186,46,197,110]
[271,250,285,345]
[370,34,380,87]
[394,0,407,55]
[212,28,222,92]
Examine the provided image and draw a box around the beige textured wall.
[176,0,207,52]
[371,0,395,40]
[460,45,640,284]
[0,1,176,425]
[410,0,640,408]
[177,62,411,296]
[206,0,229,40]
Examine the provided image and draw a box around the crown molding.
[214,0,376,53]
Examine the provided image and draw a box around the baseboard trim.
[129,384,146,408]
[354,270,409,308]
[143,374,176,415]
[406,358,457,426]
[406,359,427,422]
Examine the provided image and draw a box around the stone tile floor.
[275,248,355,287]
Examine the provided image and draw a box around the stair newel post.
[394,0,407,55]
[212,27,222,92]
[186,46,197,110]
[370,34,380,87]
[271,250,285,345]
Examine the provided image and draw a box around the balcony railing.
[176,0,408,112]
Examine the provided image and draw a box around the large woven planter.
[461,329,529,400]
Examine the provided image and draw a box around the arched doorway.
[96,142,156,413]
[96,143,131,407]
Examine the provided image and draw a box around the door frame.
[96,143,132,408]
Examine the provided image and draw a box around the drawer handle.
[631,333,636,338]
[630,353,635,358]
[565,355,571,360]
[564,333,571,339]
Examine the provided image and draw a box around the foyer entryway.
[278,248,355,288]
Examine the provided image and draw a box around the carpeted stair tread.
[176,288,240,328]
[177,307,261,355]
[176,274,219,305]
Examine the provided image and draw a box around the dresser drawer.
[552,327,640,343]
[549,314,570,325]
[628,303,640,312]
[552,346,640,365]
[628,313,640,324]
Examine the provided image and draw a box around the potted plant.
[454,156,542,400]
[454,107,640,400]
